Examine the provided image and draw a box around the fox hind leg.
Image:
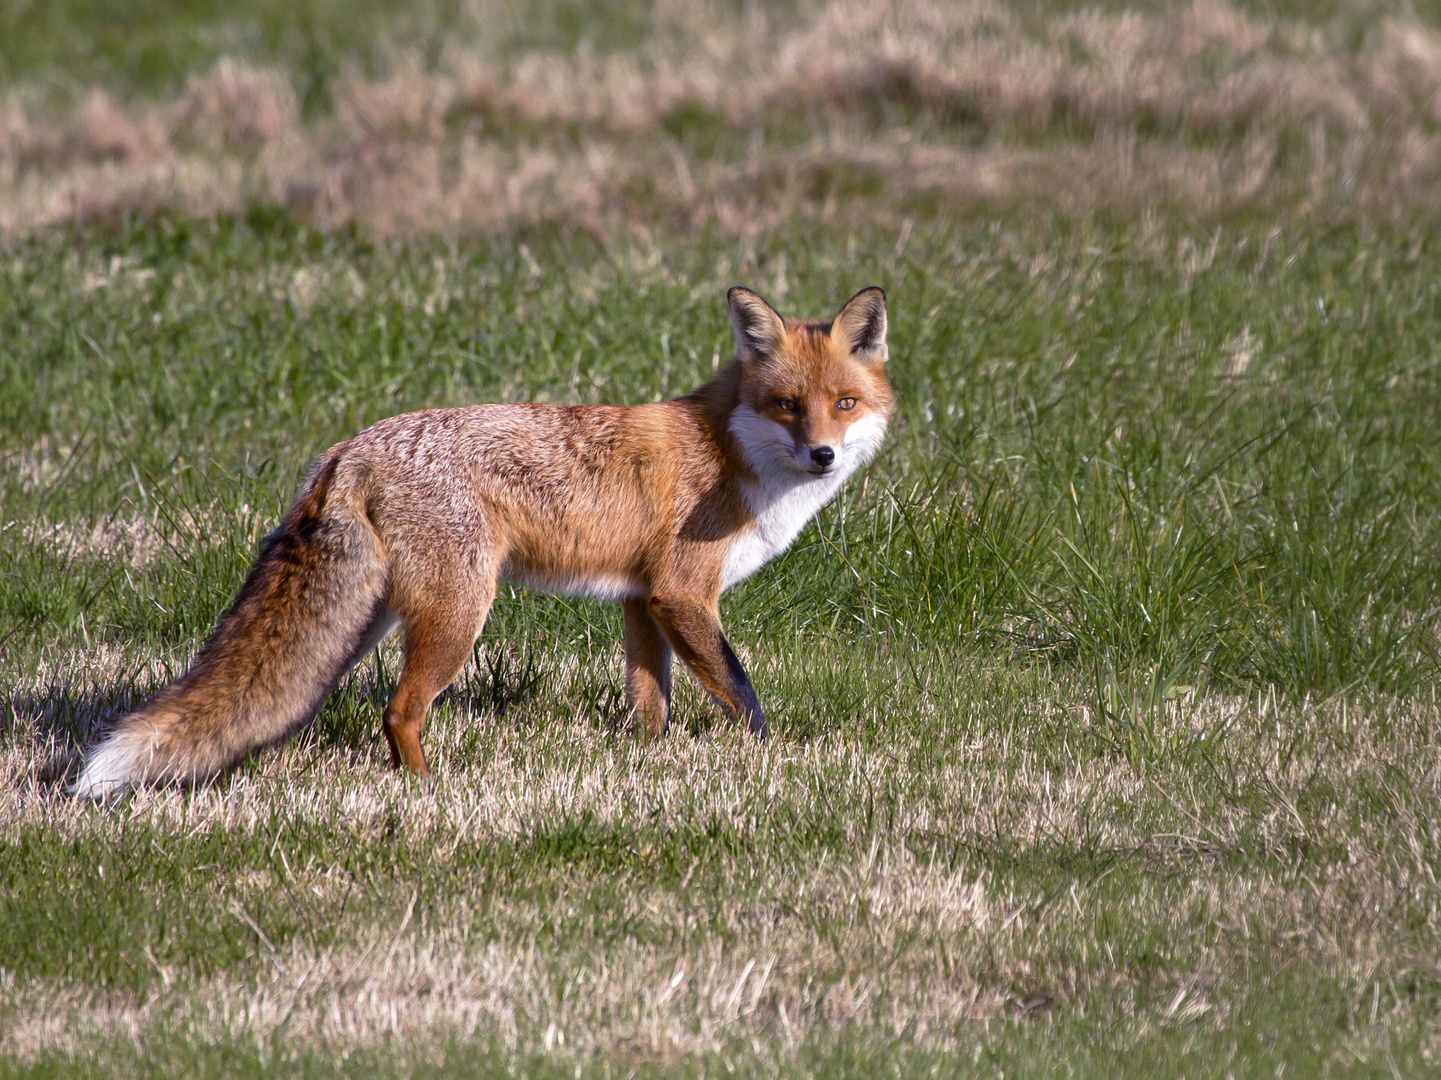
[384,568,496,776]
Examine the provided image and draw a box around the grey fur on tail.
[71,455,388,798]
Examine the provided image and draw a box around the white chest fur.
[722,472,846,588]
[721,408,887,589]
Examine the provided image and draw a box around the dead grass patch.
[5,679,1441,1044]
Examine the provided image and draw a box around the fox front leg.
[644,595,768,739]
[623,599,673,738]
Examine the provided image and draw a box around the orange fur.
[70,286,893,796]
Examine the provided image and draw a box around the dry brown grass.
[5,659,1441,1066]
[7,0,1441,236]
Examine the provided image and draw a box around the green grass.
[0,0,668,107]
[4,215,1439,696]
[3,212,1441,1075]
[4,0,1440,106]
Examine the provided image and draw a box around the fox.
[66,285,892,797]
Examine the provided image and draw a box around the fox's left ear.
[833,286,888,364]
[728,286,787,363]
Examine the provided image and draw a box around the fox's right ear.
[728,287,786,363]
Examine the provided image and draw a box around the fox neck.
[684,361,748,445]
[687,362,887,589]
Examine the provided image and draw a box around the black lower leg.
[720,636,768,739]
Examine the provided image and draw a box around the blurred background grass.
[3,0,1439,100]
[12,0,1441,232]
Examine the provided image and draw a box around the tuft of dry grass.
[8,1,1441,235]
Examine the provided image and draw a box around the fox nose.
[810,445,835,468]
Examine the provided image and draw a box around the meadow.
[4,1,1441,1077]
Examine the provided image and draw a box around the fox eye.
[776,398,799,414]
[836,397,858,411]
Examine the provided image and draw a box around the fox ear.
[833,286,888,364]
[728,287,786,363]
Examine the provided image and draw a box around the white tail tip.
[69,734,147,799]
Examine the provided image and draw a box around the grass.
[17,0,1441,233]
[4,0,1441,1075]
[5,215,1439,697]
[0,0,662,105]
[3,213,1441,1075]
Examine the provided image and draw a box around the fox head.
[726,285,893,483]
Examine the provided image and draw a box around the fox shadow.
[281,649,572,763]
[9,642,644,790]
[4,666,403,787]
[6,676,158,786]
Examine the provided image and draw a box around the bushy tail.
[70,452,389,798]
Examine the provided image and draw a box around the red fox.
[69,286,892,796]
